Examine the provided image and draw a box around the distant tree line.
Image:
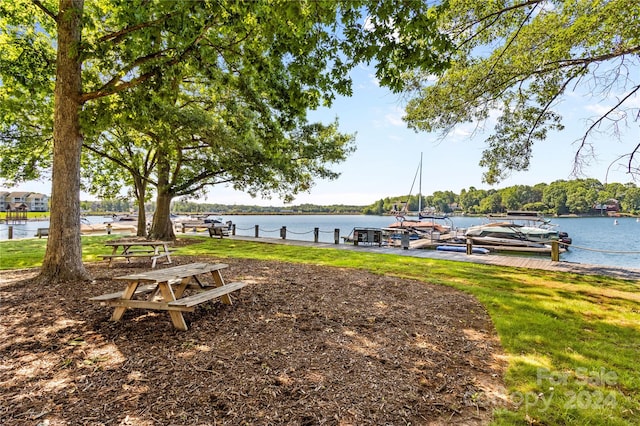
[81,199,133,213]
[81,199,364,215]
[82,179,640,217]
[363,179,640,216]
[170,201,365,215]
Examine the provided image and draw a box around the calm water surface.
[226,214,640,270]
[2,214,639,270]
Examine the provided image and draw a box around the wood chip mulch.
[0,256,508,425]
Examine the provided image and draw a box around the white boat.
[111,213,137,222]
[465,228,551,248]
[170,213,233,233]
[203,215,224,225]
[170,213,197,223]
[465,211,571,248]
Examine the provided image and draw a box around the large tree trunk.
[39,0,90,282]
[148,154,175,240]
[149,189,175,240]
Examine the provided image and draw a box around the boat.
[171,213,233,233]
[386,215,453,240]
[390,152,426,220]
[342,227,387,245]
[436,245,490,255]
[464,211,571,248]
[387,153,458,243]
[203,215,226,225]
[111,213,137,222]
[170,213,197,223]
[80,217,136,235]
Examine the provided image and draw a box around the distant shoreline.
[2,212,638,223]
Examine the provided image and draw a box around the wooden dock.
[408,238,566,255]
[225,235,640,281]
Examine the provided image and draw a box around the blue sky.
[12,63,640,206]
[202,63,639,206]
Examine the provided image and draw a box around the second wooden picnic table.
[89,262,247,330]
[101,239,173,268]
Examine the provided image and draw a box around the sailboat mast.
[418,152,422,213]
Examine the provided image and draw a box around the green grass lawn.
[1,235,639,425]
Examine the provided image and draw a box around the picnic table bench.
[89,262,247,330]
[101,239,173,268]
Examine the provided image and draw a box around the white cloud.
[384,110,405,127]
[368,73,380,87]
[584,103,629,121]
[585,103,611,115]
[452,127,472,138]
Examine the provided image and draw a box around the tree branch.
[174,174,235,197]
[574,84,640,171]
[541,46,640,72]
[31,0,58,23]
[82,22,216,103]
[454,0,545,49]
[83,142,138,176]
[80,70,156,102]
[96,12,178,44]
[485,3,539,78]
[444,48,637,127]
[628,142,640,175]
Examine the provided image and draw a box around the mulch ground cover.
[1,254,508,425]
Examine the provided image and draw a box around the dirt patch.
[0,256,508,425]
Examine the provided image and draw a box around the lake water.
[226,215,640,269]
[2,214,639,270]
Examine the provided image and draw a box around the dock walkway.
[227,235,640,281]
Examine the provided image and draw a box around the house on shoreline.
[0,191,50,212]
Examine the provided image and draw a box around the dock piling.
[551,240,560,262]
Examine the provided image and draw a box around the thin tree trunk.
[133,176,148,237]
[40,0,90,282]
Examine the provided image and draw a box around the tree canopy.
[403,0,640,185]
[81,52,357,240]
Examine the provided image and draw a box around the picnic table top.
[105,239,172,247]
[114,262,229,283]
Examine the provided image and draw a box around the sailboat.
[391,152,424,219]
[387,153,453,239]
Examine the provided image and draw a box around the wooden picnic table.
[101,239,173,268]
[89,262,247,330]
